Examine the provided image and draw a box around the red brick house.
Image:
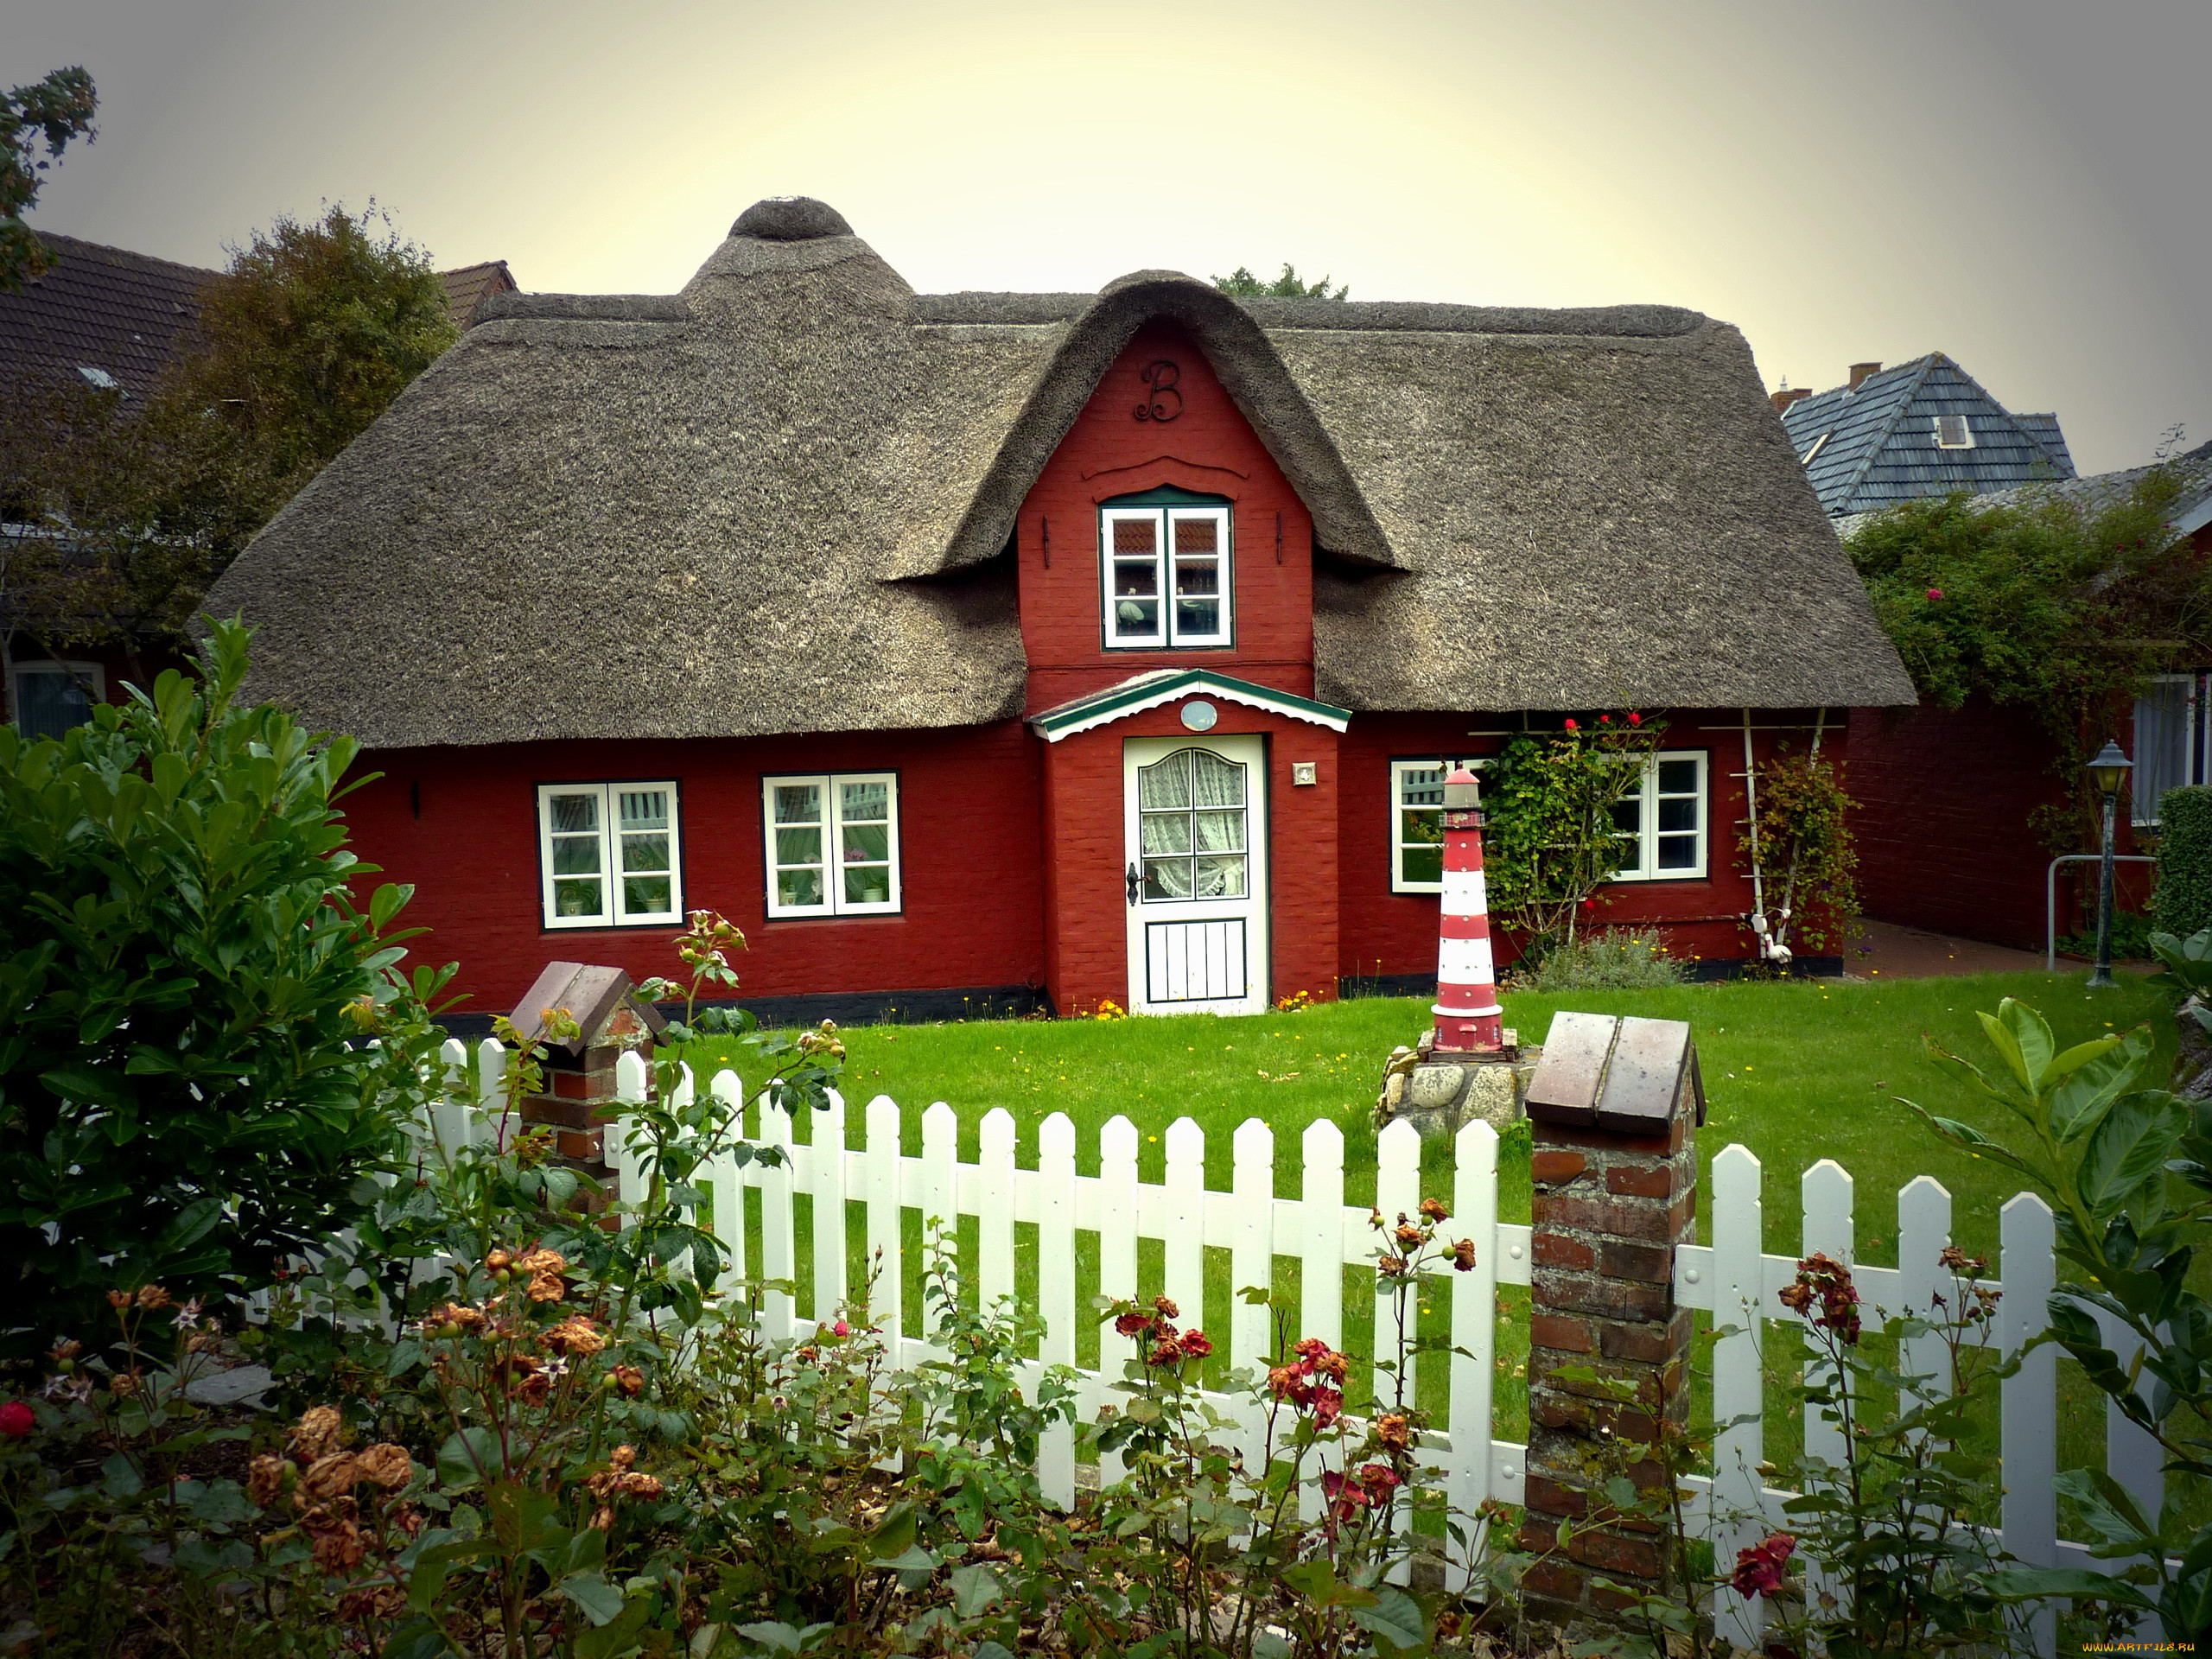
[207,197,1912,1021]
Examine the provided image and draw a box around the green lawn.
[681,969,2173,1465]
[687,966,2172,1264]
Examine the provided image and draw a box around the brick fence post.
[1515,1012,1702,1630]
[507,962,665,1191]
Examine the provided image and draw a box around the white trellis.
[411,1037,2151,1649]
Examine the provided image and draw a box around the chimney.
[1770,386,1813,415]
[1847,361,1882,391]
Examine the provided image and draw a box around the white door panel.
[1123,734,1267,1015]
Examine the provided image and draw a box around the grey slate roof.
[1834,437,2212,543]
[0,233,213,402]
[205,200,1915,748]
[1779,353,2075,517]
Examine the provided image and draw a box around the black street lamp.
[2087,739,2133,989]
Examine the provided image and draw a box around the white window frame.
[1389,757,1488,894]
[762,772,902,918]
[1934,414,1975,450]
[2133,672,2204,826]
[1101,505,1233,650]
[8,658,105,738]
[1610,750,1708,881]
[536,781,684,930]
[1800,431,1831,467]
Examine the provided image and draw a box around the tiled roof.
[439,260,517,330]
[1778,353,2075,517]
[0,232,213,402]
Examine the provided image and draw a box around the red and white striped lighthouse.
[1431,766,1504,1053]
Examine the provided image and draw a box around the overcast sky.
[8,0,2205,473]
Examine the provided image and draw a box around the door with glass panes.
[1122,735,1268,1015]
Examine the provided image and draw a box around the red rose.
[1627,712,1642,726]
[1926,588,1943,601]
[1179,1330,1213,1359]
[1563,718,1578,731]
[0,1401,34,1438]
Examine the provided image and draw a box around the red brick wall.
[1015,321,1315,714]
[339,721,1046,1015]
[1337,709,1841,982]
[1847,699,2155,950]
[1039,702,1340,1017]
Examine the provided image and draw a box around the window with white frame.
[764,773,901,918]
[537,783,683,928]
[1608,751,1707,880]
[2134,673,2207,825]
[1933,413,1975,450]
[1101,494,1232,649]
[1389,758,1488,893]
[9,659,103,740]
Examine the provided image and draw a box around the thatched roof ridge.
[206,201,1912,747]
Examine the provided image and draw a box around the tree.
[1213,263,1349,301]
[2,203,456,672]
[0,620,448,1354]
[1846,458,2212,848]
[0,67,97,291]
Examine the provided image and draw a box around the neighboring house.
[207,196,1913,1021]
[1842,442,2212,950]
[438,260,517,331]
[1775,354,2075,518]
[0,232,516,737]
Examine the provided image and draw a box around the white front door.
[1123,734,1268,1015]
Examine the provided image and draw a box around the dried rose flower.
[611,1365,645,1398]
[1114,1312,1153,1338]
[1375,1412,1411,1449]
[543,1315,607,1356]
[1179,1330,1213,1359]
[1420,1198,1450,1222]
[299,1452,361,1501]
[1451,1238,1477,1272]
[245,1456,289,1510]
[1730,1532,1797,1599]
[354,1444,413,1491]
[1147,1338,1185,1368]
[1153,1295,1179,1319]
[136,1284,173,1312]
[1395,1223,1423,1249]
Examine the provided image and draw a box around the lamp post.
[2087,739,2133,990]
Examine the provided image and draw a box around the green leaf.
[1280,1559,1378,1609]
[734,1624,804,1654]
[435,1427,499,1490]
[2050,1027,2157,1141]
[2080,1095,2188,1217]
[1350,1586,1429,1651]
[574,1595,654,1659]
[378,1618,459,1659]
[558,1569,626,1627]
[101,1452,143,1499]
[864,1503,918,1561]
[874,1544,938,1573]
[1983,1566,2155,1608]
[950,1561,1004,1618]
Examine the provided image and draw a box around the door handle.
[1126,862,1142,906]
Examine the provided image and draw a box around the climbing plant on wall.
[1738,744,1860,956]
[1482,715,1665,962]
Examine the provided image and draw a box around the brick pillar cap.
[1526,1011,1705,1135]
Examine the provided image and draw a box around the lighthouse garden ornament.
[1376,767,1541,1139]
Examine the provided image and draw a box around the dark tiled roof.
[1778,353,2075,517]
[0,232,213,401]
[439,260,517,330]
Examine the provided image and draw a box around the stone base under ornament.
[1374,1027,1541,1140]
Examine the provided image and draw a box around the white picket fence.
[414,1038,2158,1653]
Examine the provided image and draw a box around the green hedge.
[2157,785,2212,941]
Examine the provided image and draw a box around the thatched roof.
[207,198,1912,747]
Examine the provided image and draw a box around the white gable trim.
[1030,670,1351,743]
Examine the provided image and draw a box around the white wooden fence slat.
[1710,1143,1766,1649]
[1097,1115,1142,1491]
[1164,1117,1207,1341]
[864,1096,903,1351]
[1300,1118,1346,1520]
[476,1037,505,1148]
[810,1089,849,1324]
[1372,1118,1421,1412]
[1037,1112,1079,1510]
[1448,1118,1500,1591]
[430,1037,470,1153]
[1897,1175,1953,1395]
[610,1052,652,1226]
[920,1102,959,1353]
[757,1096,796,1342]
[2001,1192,2059,1659]
[2097,1306,2167,1627]
[976,1108,1018,1313]
[708,1071,747,1300]
[1797,1158,1853,1621]
[1230,1117,1275,1481]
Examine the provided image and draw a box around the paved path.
[1847,918,2062,979]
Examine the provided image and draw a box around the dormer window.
[1101,487,1233,649]
[1934,414,1974,450]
